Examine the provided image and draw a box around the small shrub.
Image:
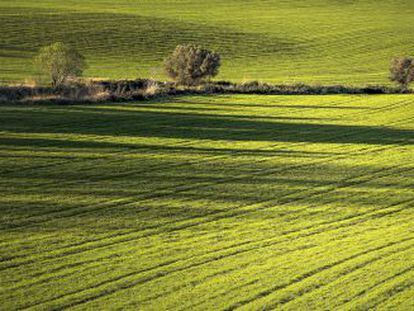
[142,80,162,97]
[34,42,87,87]
[56,82,108,102]
[164,44,221,86]
[389,57,414,90]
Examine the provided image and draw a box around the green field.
[1,0,414,84]
[1,0,414,309]
[0,95,413,309]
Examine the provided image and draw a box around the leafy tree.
[164,44,221,85]
[34,42,87,87]
[389,57,414,90]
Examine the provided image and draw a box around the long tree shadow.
[0,138,345,158]
[168,99,372,110]
[1,109,412,146]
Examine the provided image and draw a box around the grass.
[1,1,414,84]
[0,94,413,309]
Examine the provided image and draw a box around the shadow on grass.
[1,158,411,232]
[0,108,412,146]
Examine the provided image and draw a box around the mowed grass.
[1,0,414,84]
[0,94,413,309]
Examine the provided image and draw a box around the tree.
[34,42,87,87]
[389,57,414,90]
[164,44,221,85]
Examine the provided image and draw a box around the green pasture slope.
[1,0,414,84]
[0,95,413,309]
